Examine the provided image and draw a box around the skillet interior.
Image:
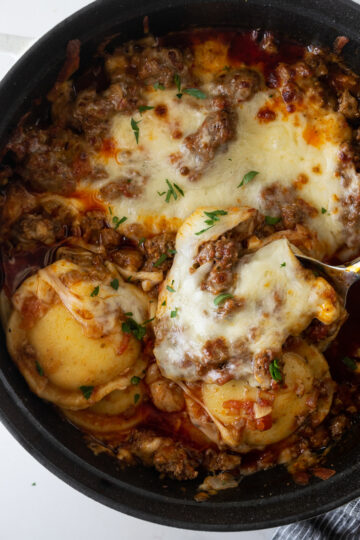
[0,0,360,530]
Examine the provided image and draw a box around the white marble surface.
[2,0,356,538]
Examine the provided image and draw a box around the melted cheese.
[7,256,149,409]
[86,86,352,258]
[154,207,342,383]
[186,340,334,451]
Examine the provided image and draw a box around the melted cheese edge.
[154,207,341,383]
[87,87,351,257]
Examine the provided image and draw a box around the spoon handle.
[346,257,360,274]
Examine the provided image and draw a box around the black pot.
[1,0,360,531]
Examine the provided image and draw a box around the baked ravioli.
[1,28,360,492]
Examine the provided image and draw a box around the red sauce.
[1,245,59,298]
[71,190,105,212]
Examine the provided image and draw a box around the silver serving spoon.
[296,254,360,304]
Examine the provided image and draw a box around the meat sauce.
[1,27,360,491]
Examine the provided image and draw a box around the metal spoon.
[296,254,360,304]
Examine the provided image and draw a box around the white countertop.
[2,1,352,538]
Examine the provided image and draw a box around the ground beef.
[11,214,62,246]
[99,173,145,200]
[142,232,176,271]
[203,449,241,472]
[195,234,238,295]
[7,126,105,195]
[129,45,193,88]
[337,89,360,119]
[329,414,349,440]
[212,68,261,104]
[202,338,229,366]
[70,77,141,141]
[79,210,122,247]
[182,110,236,181]
[129,430,200,480]
[260,183,318,229]
[111,248,143,271]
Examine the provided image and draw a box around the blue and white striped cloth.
[273,499,360,539]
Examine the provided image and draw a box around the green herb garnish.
[342,356,357,371]
[108,206,113,215]
[183,88,207,99]
[134,393,140,404]
[214,293,234,306]
[280,262,286,268]
[170,307,179,318]
[168,249,177,255]
[32,482,36,486]
[90,286,99,297]
[321,207,327,214]
[110,278,119,290]
[79,385,94,399]
[112,215,127,229]
[153,253,168,267]
[131,117,141,144]
[153,82,165,91]
[222,65,230,71]
[131,376,141,385]
[238,170,259,188]
[167,285,176,293]
[139,105,154,114]
[195,209,228,235]
[269,359,282,382]
[139,237,145,246]
[122,318,147,341]
[265,215,281,225]
[35,361,44,376]
[158,179,185,203]
[161,300,166,306]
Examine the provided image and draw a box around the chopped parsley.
[269,359,282,382]
[153,82,165,90]
[214,293,234,306]
[342,356,357,371]
[321,207,327,214]
[131,117,141,144]
[139,105,154,114]
[108,206,113,215]
[168,249,177,255]
[32,482,36,486]
[170,307,179,318]
[158,179,185,203]
[265,215,281,225]
[139,237,145,246]
[183,88,207,99]
[166,284,176,293]
[161,300,166,306]
[122,315,153,341]
[195,209,228,235]
[79,385,94,399]
[122,317,147,341]
[126,275,132,282]
[112,215,127,229]
[153,253,168,267]
[110,278,119,290]
[124,312,133,316]
[280,262,286,268]
[131,376,141,385]
[134,393,141,404]
[238,170,259,188]
[90,286,99,297]
[35,361,44,376]
[222,65,230,71]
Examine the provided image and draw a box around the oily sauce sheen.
[0,28,360,492]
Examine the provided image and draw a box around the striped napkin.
[273,499,360,539]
